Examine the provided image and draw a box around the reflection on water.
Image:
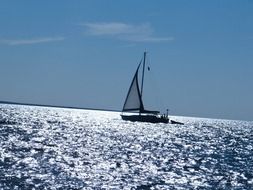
[0,104,253,189]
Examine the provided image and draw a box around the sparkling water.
[0,104,253,189]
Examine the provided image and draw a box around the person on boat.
[161,109,169,119]
[166,109,169,118]
[161,109,168,119]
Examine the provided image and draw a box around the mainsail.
[122,63,144,112]
[122,57,159,115]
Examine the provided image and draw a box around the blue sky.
[0,1,252,121]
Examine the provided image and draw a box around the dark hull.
[121,114,169,124]
[170,120,184,125]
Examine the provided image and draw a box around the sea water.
[0,104,253,189]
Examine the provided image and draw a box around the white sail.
[122,64,144,112]
[122,53,160,114]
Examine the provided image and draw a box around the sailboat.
[121,52,183,124]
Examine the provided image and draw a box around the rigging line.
[140,52,146,98]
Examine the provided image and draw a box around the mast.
[140,51,146,98]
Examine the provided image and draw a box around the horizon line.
[0,100,119,113]
[0,100,250,122]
